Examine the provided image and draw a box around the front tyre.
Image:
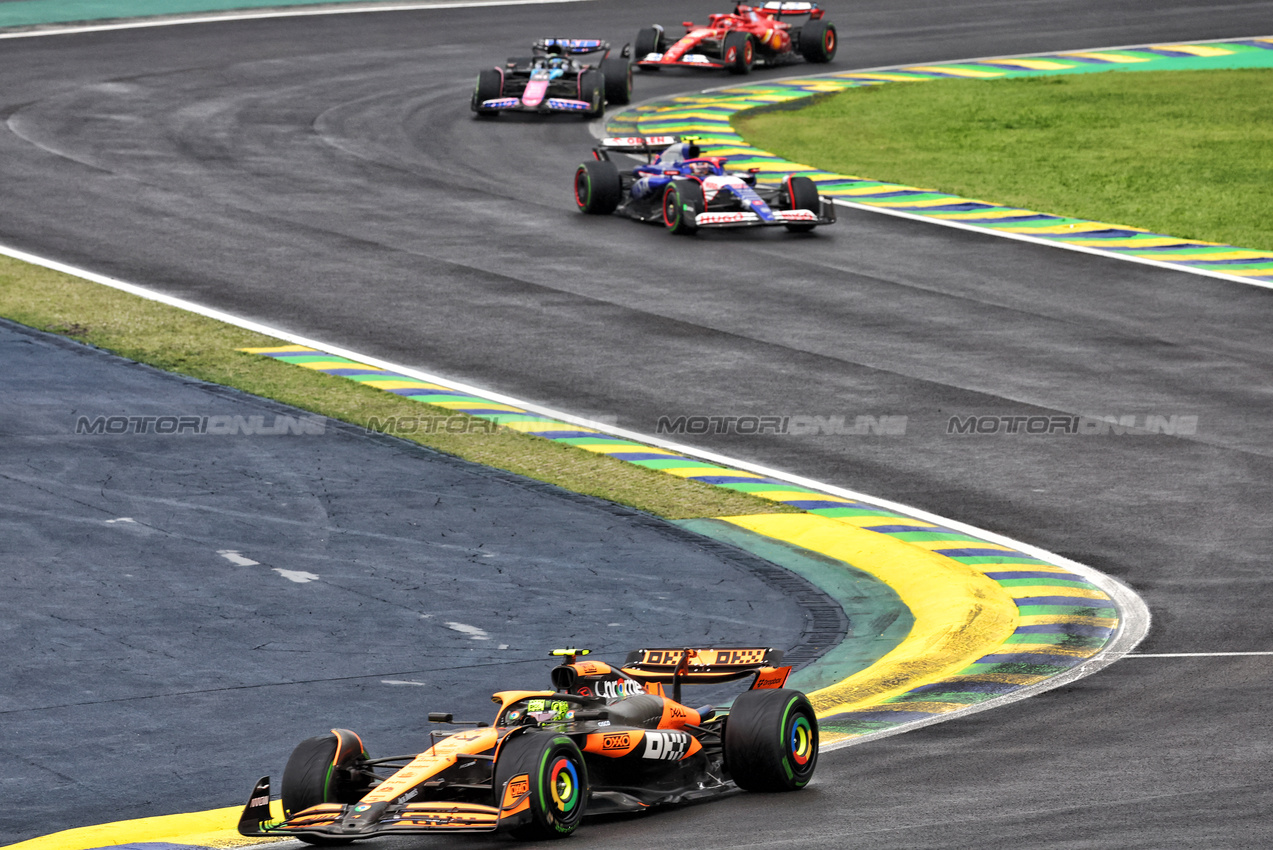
[798,20,837,63]
[724,689,818,792]
[574,160,622,215]
[723,31,755,74]
[471,68,503,118]
[494,731,588,839]
[780,175,822,233]
[662,179,703,235]
[635,26,663,65]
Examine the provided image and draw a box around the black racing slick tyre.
[662,179,703,235]
[798,20,837,63]
[578,69,605,118]
[600,56,633,105]
[724,689,818,792]
[723,31,755,74]
[780,175,822,232]
[635,26,662,64]
[494,730,588,840]
[574,160,622,215]
[281,729,373,844]
[471,68,503,118]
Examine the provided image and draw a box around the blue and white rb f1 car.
[472,39,633,119]
[574,136,836,234]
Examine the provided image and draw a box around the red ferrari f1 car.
[574,135,836,234]
[472,38,632,118]
[635,2,836,74]
[237,647,818,842]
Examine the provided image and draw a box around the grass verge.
[735,69,1273,251]
[0,254,790,520]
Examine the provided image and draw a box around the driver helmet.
[687,159,714,176]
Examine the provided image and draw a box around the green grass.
[0,255,790,520]
[735,69,1273,251]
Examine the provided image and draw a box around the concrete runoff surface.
[0,317,845,844]
[3,0,1273,847]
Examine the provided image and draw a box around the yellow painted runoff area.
[716,513,1019,720]
[5,804,282,850]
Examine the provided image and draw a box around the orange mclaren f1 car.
[237,647,818,842]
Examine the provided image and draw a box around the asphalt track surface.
[3,0,1273,847]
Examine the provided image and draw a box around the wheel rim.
[789,715,814,766]
[744,40,753,63]
[574,169,590,209]
[824,30,835,54]
[546,755,582,822]
[663,188,679,227]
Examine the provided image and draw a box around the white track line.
[1129,652,1273,658]
[0,239,1152,749]
[0,0,596,39]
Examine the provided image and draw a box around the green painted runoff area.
[676,518,914,693]
[737,63,1273,252]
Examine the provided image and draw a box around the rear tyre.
[574,160,622,215]
[780,175,822,232]
[635,26,663,64]
[662,179,703,235]
[578,69,605,117]
[600,56,633,105]
[724,689,818,791]
[471,68,503,118]
[723,32,754,74]
[493,730,588,839]
[798,20,837,63]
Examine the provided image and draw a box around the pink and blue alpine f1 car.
[574,136,836,234]
[471,39,632,119]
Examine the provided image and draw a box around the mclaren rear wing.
[621,647,791,701]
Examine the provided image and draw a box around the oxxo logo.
[602,733,631,751]
[642,731,690,761]
[505,775,530,805]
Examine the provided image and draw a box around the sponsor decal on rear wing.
[599,135,681,152]
[620,648,789,690]
[755,1,825,17]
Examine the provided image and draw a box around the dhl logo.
[639,648,767,666]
